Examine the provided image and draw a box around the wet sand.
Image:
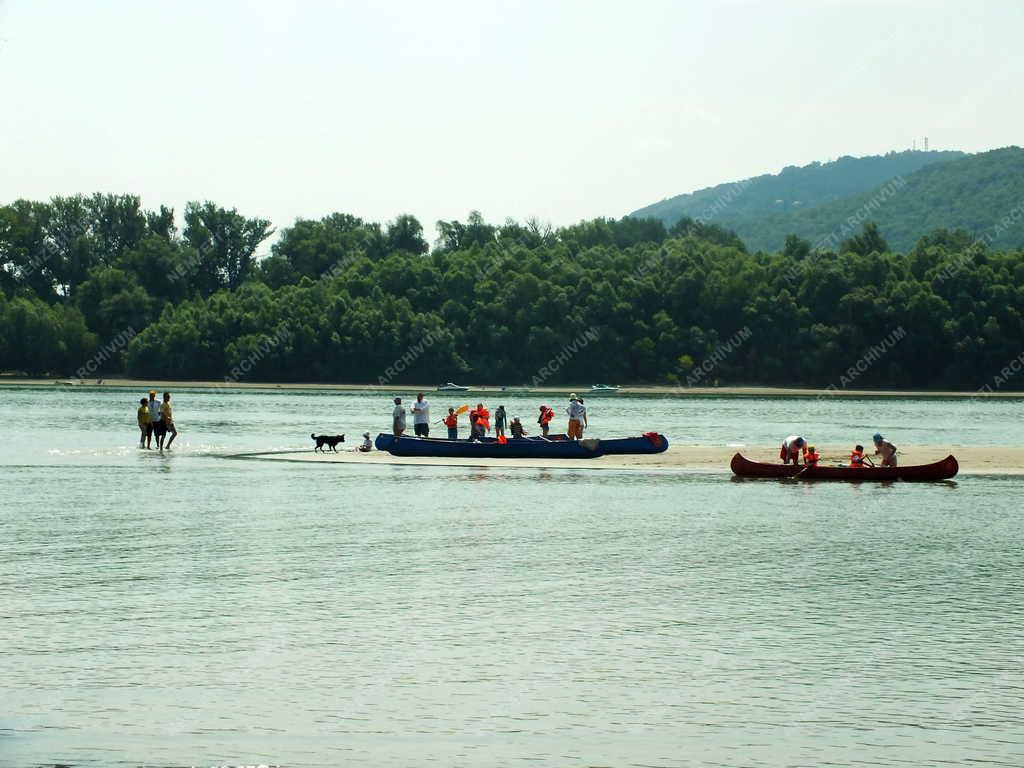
[4,377,1024,399]
[230,444,1024,475]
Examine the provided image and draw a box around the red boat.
[730,452,959,481]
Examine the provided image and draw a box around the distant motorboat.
[589,384,620,394]
[437,382,470,392]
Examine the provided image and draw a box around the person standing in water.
[146,389,162,449]
[780,435,807,465]
[137,398,151,448]
[160,392,178,450]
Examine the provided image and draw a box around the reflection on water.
[0,387,1022,767]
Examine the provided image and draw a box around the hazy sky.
[2,0,1022,243]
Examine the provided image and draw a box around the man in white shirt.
[392,397,407,436]
[780,435,806,464]
[411,392,430,437]
[147,389,164,449]
[566,394,587,439]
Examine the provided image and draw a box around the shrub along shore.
[2,195,1022,390]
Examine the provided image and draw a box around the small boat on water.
[730,453,959,481]
[436,382,470,392]
[589,384,620,394]
[375,433,604,459]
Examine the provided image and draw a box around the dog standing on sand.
[311,433,345,452]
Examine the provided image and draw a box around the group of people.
[389,392,590,442]
[136,389,178,451]
[781,433,897,468]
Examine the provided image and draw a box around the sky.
[1,0,1022,244]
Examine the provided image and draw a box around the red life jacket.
[850,450,865,467]
[476,408,490,431]
[804,451,820,466]
[443,413,458,428]
[539,407,553,425]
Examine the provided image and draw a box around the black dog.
[311,433,345,452]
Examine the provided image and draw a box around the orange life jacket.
[443,413,458,428]
[804,451,820,466]
[850,450,865,467]
[539,407,553,425]
[476,408,490,431]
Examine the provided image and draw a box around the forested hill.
[631,149,963,224]
[2,197,1023,390]
[709,147,1024,252]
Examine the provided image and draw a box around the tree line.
[1,193,1022,389]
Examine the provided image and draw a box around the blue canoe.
[374,433,605,459]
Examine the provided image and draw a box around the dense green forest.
[632,149,963,224]
[633,148,1024,253]
[2,193,1023,389]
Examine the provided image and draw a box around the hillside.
[726,146,1024,252]
[631,149,963,225]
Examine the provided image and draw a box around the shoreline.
[2,377,1022,399]
[227,444,1024,475]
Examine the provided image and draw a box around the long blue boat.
[374,433,605,459]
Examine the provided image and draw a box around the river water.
[1,385,1022,767]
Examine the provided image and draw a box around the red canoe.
[730,452,959,481]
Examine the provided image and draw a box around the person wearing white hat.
[566,393,587,439]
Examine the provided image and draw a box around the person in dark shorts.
[411,392,430,437]
[147,389,164,449]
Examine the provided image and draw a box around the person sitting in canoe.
[803,445,820,467]
[872,433,898,467]
[849,444,873,468]
[779,435,807,464]
[510,417,526,439]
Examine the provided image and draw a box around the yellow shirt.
[137,404,150,427]
[160,401,172,422]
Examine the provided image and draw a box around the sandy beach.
[229,444,1024,475]
[4,376,1024,399]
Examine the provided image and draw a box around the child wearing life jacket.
[804,445,821,467]
[849,444,870,467]
[443,407,459,439]
[537,405,554,436]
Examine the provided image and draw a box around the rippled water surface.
[2,386,1022,767]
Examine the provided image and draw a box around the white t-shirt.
[393,405,406,429]
[411,398,430,425]
[567,401,586,420]
[782,435,804,451]
[149,398,162,422]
